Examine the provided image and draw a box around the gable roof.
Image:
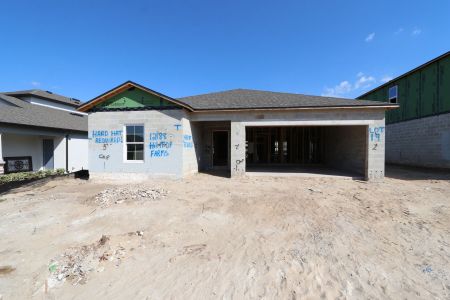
[3,89,81,107]
[79,82,398,113]
[177,89,399,111]
[77,81,194,112]
[0,94,87,132]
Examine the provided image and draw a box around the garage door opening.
[245,126,367,178]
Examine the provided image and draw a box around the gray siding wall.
[385,113,450,168]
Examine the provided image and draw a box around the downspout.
[65,134,69,173]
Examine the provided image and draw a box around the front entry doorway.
[213,131,228,168]
[42,139,54,170]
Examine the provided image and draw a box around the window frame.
[388,85,398,104]
[123,124,145,163]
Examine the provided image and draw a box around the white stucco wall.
[53,134,88,172]
[2,134,43,171]
[54,136,66,170]
[68,134,89,172]
[1,129,88,173]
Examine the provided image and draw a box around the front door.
[213,131,228,167]
[42,139,54,170]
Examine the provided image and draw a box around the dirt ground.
[0,166,449,299]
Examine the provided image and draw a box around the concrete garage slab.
[246,165,363,179]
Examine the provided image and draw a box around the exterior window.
[388,85,398,103]
[125,125,144,161]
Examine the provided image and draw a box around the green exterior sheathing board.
[440,55,450,112]
[358,54,450,124]
[95,88,176,110]
[420,63,437,115]
[405,72,420,120]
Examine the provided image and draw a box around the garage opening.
[245,126,367,178]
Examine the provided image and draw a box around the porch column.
[230,122,246,177]
[366,120,386,181]
[0,133,5,174]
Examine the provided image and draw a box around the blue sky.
[1,0,449,102]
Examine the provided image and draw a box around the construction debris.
[0,266,15,275]
[47,233,143,288]
[94,187,168,207]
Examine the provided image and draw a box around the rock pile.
[94,187,168,207]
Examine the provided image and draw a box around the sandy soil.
[0,166,449,299]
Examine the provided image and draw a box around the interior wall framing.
[245,125,367,176]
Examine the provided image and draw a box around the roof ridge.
[2,89,81,106]
[178,88,354,101]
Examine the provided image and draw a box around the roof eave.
[189,104,399,112]
[0,121,88,133]
[4,92,79,107]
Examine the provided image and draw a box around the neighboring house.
[357,51,450,169]
[0,89,88,174]
[78,81,397,181]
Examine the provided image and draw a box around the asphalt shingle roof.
[0,94,87,132]
[3,89,81,107]
[177,89,397,111]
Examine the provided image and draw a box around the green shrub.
[55,168,66,175]
[0,169,66,185]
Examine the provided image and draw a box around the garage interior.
[245,126,367,177]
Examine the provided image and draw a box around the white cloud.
[365,32,375,42]
[380,75,393,83]
[394,28,404,35]
[322,81,352,97]
[31,81,41,87]
[322,72,377,98]
[354,74,376,89]
[411,27,422,36]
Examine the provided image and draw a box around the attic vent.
[128,87,135,91]
[46,91,53,94]
[71,98,81,103]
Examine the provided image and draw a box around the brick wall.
[324,126,367,175]
[386,113,450,168]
